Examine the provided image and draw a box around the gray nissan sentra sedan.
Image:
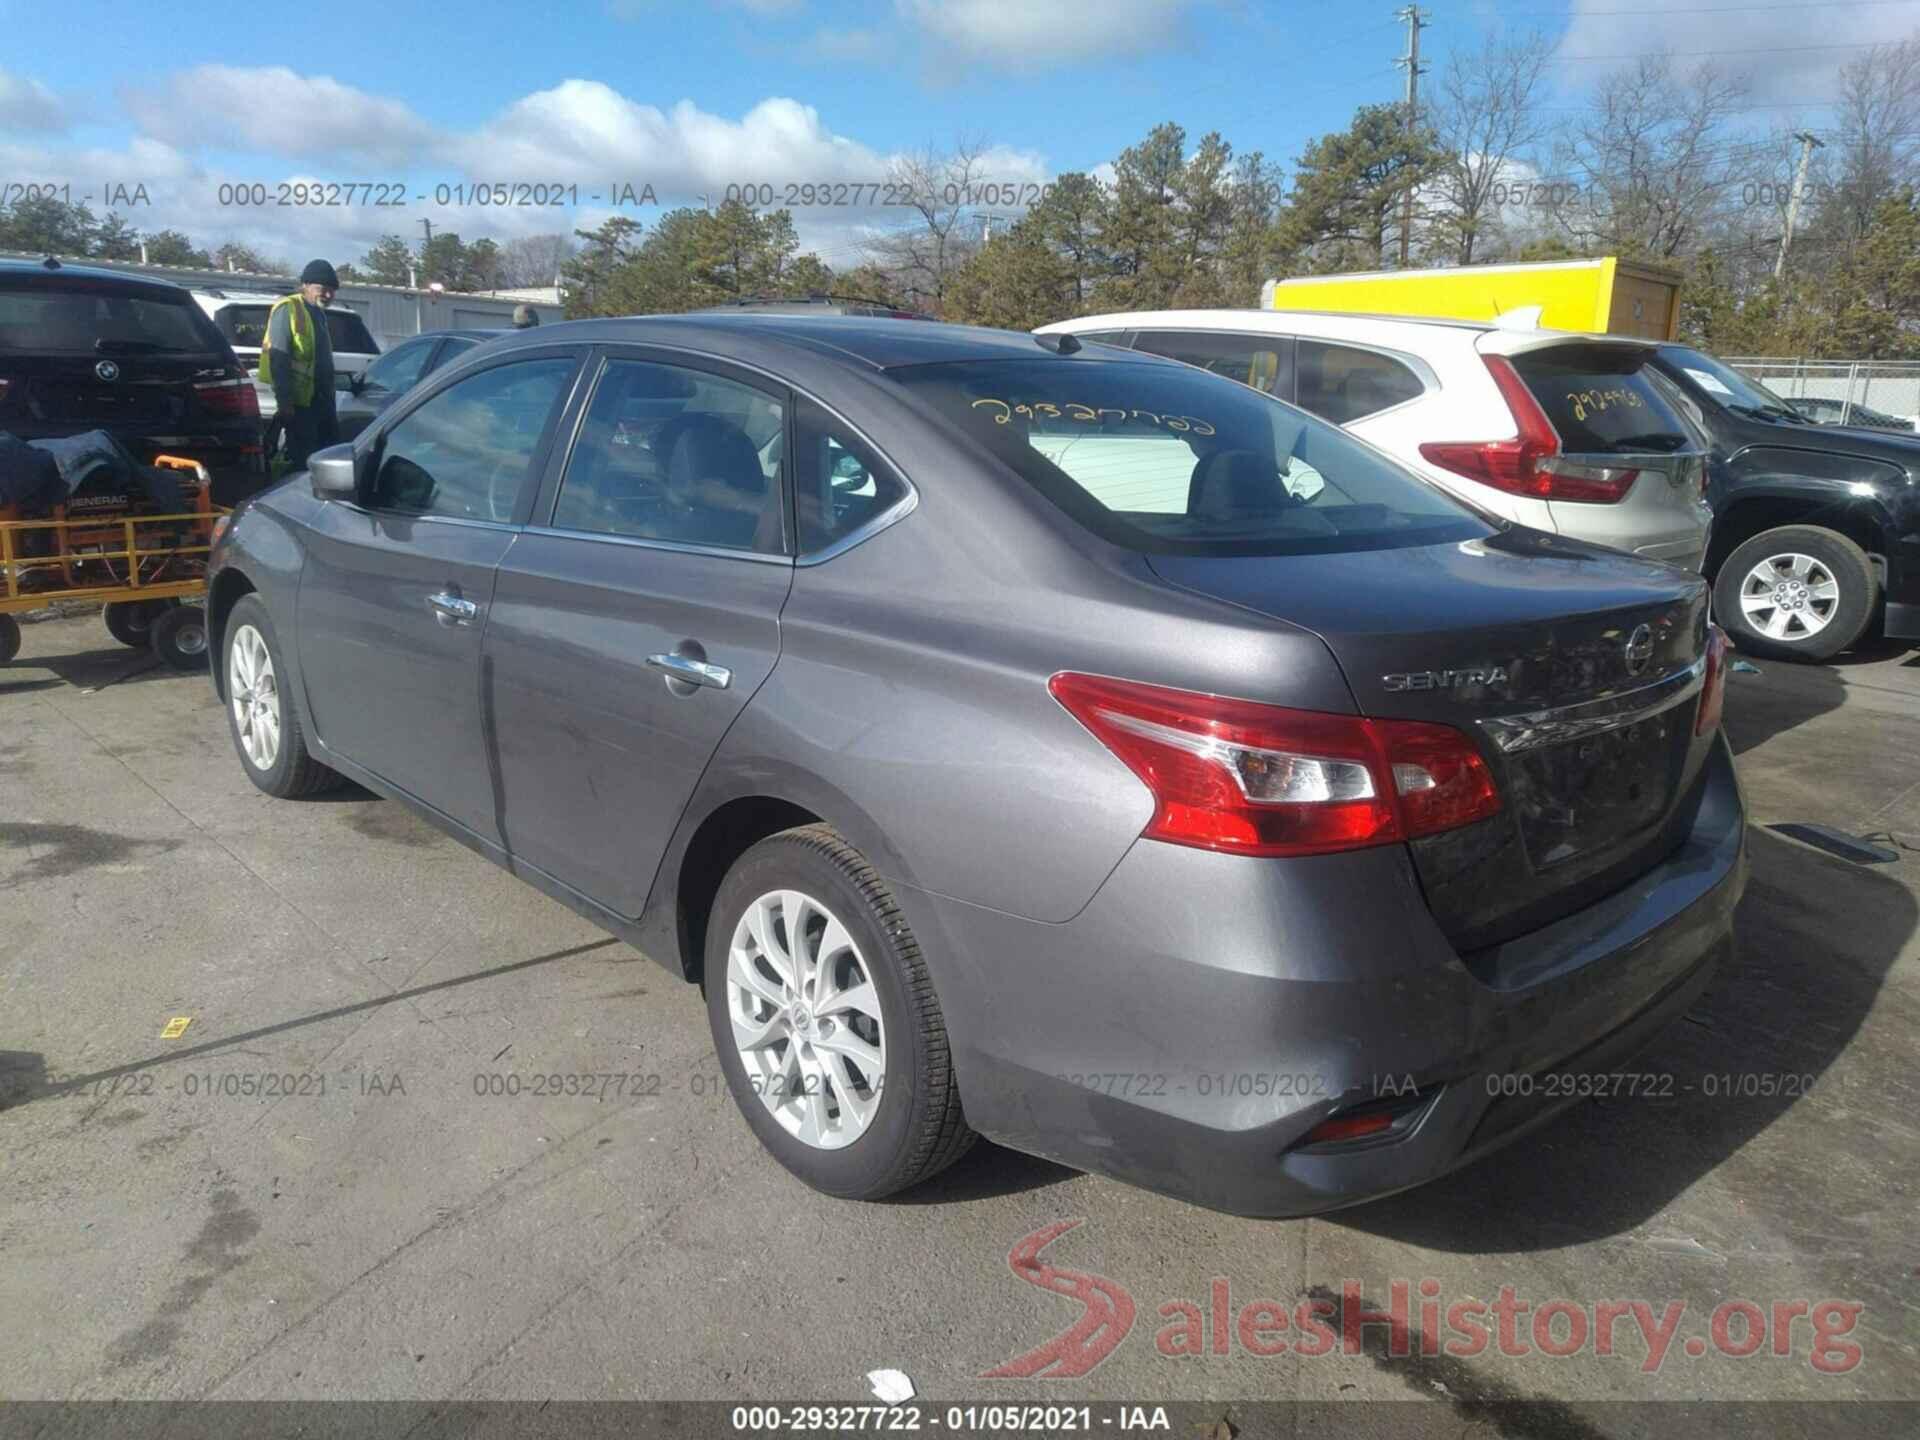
[205,315,1748,1217]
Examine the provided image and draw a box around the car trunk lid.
[1150,529,1716,948]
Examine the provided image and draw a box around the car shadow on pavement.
[0,638,180,693]
[1721,663,1848,757]
[889,1138,1079,1205]
[1330,824,1914,1252]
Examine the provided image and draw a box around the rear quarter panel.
[654,369,1358,925]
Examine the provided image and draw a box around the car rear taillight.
[1696,624,1729,736]
[1419,355,1639,504]
[195,375,260,419]
[1048,672,1500,858]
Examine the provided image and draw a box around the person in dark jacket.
[512,304,540,329]
[262,260,340,471]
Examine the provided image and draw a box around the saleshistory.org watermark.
[981,1222,1866,1380]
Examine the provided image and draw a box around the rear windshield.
[890,357,1490,557]
[216,302,379,354]
[1509,345,1697,454]
[0,281,224,355]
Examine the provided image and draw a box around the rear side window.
[326,310,378,354]
[1130,330,1291,398]
[0,282,222,355]
[891,357,1487,557]
[1509,345,1695,454]
[1295,341,1424,424]
[794,397,909,554]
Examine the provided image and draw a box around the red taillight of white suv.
[195,374,260,419]
[1048,672,1500,858]
[1419,355,1640,504]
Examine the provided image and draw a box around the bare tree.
[1552,55,1750,260]
[498,232,577,289]
[1429,29,1553,264]
[1825,35,1920,244]
[863,140,993,311]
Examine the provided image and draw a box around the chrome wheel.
[228,623,281,771]
[726,888,886,1151]
[1738,552,1839,641]
[172,618,208,657]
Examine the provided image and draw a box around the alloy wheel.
[228,623,281,771]
[726,888,887,1150]
[1737,551,1840,641]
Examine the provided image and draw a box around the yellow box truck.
[1260,258,1682,341]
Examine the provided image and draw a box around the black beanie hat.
[300,259,340,289]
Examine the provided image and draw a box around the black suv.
[0,258,265,506]
[1650,344,1920,661]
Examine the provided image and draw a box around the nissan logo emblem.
[95,360,120,382]
[1624,624,1655,676]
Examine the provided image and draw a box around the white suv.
[191,290,382,421]
[1036,310,1712,569]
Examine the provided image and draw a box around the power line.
[1516,0,1920,13]
[1557,41,1905,59]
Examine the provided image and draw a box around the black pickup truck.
[1650,344,1920,662]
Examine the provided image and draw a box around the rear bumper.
[901,734,1747,1217]
[1633,534,1709,571]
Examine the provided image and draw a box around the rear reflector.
[195,375,260,419]
[1419,355,1639,504]
[1300,1111,1395,1145]
[1048,672,1500,858]
[1696,624,1729,736]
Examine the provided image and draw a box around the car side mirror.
[309,444,361,500]
[347,371,368,395]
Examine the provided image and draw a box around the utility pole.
[1775,131,1824,282]
[1394,5,1429,267]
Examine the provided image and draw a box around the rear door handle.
[646,653,733,690]
[427,591,478,625]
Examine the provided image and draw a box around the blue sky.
[2,0,1916,270]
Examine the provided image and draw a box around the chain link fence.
[1723,359,1920,431]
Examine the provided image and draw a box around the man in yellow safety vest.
[260,259,340,471]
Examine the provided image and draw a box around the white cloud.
[0,68,65,132]
[897,0,1194,69]
[1554,0,1920,107]
[450,82,893,199]
[7,72,1066,272]
[121,65,437,166]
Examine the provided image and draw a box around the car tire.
[705,824,975,1199]
[0,613,20,665]
[1714,525,1877,663]
[103,599,176,648]
[149,604,210,671]
[222,594,343,798]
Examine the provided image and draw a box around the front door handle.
[646,653,733,690]
[427,590,478,626]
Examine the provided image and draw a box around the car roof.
[1041,307,1653,358]
[1040,307,1496,344]
[471,313,1183,375]
[0,257,191,296]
